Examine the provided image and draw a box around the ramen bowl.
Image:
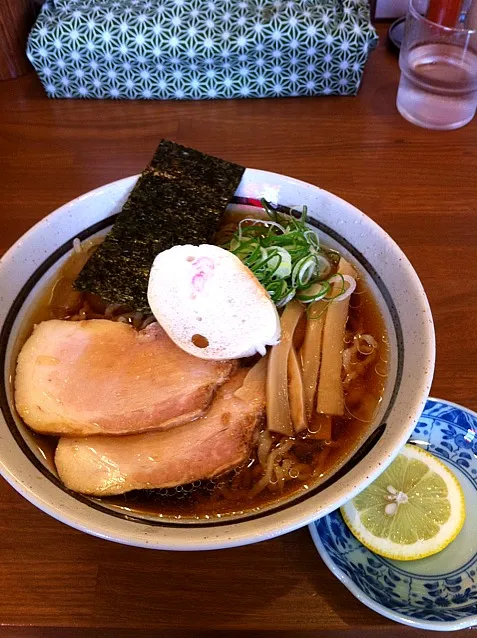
[0,169,435,550]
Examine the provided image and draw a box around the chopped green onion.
[296,281,330,302]
[226,200,344,308]
[267,247,292,278]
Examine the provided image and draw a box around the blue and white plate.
[310,398,477,632]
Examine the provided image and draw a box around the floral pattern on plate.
[310,397,477,631]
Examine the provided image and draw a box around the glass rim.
[408,0,477,35]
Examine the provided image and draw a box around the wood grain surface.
[0,0,36,80]
[0,24,476,637]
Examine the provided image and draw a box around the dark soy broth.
[105,278,388,520]
[14,235,388,521]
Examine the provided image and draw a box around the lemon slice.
[341,444,465,561]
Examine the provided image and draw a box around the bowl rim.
[0,168,435,549]
[309,397,477,632]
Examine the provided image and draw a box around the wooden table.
[0,23,476,638]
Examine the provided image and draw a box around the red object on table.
[426,0,462,26]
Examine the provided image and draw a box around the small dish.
[310,397,477,631]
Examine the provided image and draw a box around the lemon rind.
[340,444,466,561]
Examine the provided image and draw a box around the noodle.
[342,333,379,389]
[28,218,388,516]
[249,439,293,497]
[257,430,273,468]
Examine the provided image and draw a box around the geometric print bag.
[28,0,378,100]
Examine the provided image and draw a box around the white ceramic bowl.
[0,169,435,550]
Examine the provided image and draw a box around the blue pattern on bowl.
[309,398,477,631]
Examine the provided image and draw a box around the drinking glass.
[397,0,477,130]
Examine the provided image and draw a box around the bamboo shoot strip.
[75,140,245,313]
[267,300,305,436]
[288,346,307,433]
[316,258,357,416]
[234,355,268,404]
[300,299,328,421]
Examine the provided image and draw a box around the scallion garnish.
[224,200,346,308]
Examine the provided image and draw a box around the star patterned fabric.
[27,0,378,100]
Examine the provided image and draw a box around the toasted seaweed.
[75,140,245,312]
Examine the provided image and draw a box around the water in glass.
[397,42,477,130]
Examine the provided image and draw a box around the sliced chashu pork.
[15,319,234,436]
[55,359,267,496]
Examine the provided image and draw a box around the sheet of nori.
[74,140,245,312]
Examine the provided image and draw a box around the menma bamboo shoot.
[316,258,356,416]
[300,299,328,421]
[267,300,305,436]
[288,346,307,433]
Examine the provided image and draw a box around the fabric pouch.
[27,0,378,100]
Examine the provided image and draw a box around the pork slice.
[15,319,234,436]
[54,359,267,496]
